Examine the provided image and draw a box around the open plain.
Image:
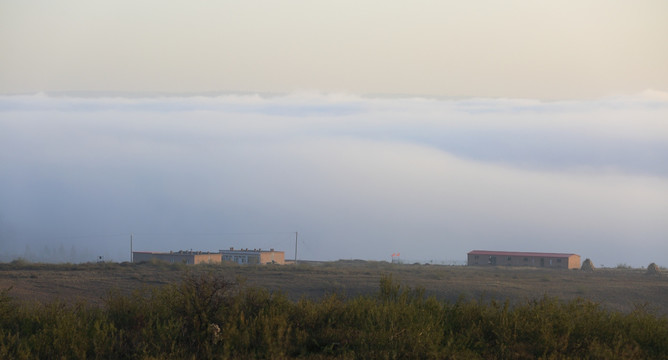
[1,260,667,315]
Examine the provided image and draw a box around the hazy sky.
[1,93,667,266]
[1,0,667,98]
[1,2,667,266]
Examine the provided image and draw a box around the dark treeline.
[0,272,667,359]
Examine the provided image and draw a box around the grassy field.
[1,259,667,315]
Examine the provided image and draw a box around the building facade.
[133,250,222,265]
[467,250,581,269]
[220,247,285,265]
[133,248,286,265]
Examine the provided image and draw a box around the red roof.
[468,250,577,258]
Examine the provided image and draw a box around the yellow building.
[133,250,222,265]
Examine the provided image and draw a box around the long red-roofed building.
[467,250,581,269]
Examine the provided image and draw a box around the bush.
[647,263,661,276]
[0,273,667,358]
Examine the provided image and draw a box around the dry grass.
[1,260,667,315]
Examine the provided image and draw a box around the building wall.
[221,250,285,265]
[260,251,285,265]
[568,255,581,269]
[221,252,260,264]
[192,253,223,264]
[134,249,286,265]
[467,253,580,269]
[133,252,221,265]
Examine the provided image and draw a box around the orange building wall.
[567,255,581,269]
[259,251,285,264]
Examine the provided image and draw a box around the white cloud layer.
[1,92,667,266]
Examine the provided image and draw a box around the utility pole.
[130,233,133,263]
[294,231,298,265]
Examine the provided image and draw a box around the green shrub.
[0,272,667,359]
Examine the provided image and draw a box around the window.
[507,256,512,261]
[523,257,528,262]
[557,259,562,263]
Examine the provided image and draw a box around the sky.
[0,1,667,266]
[1,0,668,98]
[1,92,667,266]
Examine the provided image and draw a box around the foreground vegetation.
[1,272,667,359]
